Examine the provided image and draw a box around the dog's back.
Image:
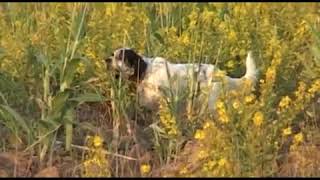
[144,52,257,91]
[140,52,257,112]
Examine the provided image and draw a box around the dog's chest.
[136,82,161,110]
[136,62,168,109]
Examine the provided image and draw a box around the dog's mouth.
[113,69,134,80]
[105,56,119,79]
[106,63,130,80]
[104,57,113,69]
[115,73,120,79]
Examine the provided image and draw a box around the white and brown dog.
[105,48,257,113]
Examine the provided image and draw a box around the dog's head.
[105,48,147,82]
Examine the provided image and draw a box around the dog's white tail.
[244,51,257,83]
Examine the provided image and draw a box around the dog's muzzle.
[105,57,112,66]
[105,56,120,79]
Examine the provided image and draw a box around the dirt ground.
[0,101,319,177]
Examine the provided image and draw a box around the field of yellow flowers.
[0,2,319,177]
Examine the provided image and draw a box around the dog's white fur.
[109,48,257,112]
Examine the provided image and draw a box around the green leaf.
[0,47,5,53]
[311,46,320,62]
[69,92,106,104]
[40,116,60,129]
[78,56,95,74]
[0,92,8,105]
[0,105,31,137]
[154,32,164,44]
[64,108,74,151]
[0,47,5,59]
[60,58,81,91]
[0,72,17,91]
[51,91,70,118]
[310,25,320,45]
[71,5,87,41]
[35,52,49,68]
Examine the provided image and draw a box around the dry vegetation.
[0,2,319,177]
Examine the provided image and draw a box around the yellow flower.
[232,99,240,110]
[282,127,292,136]
[207,160,216,169]
[216,100,224,109]
[226,60,235,69]
[77,62,86,74]
[245,94,255,104]
[179,167,188,175]
[228,30,237,41]
[15,20,22,28]
[203,121,212,129]
[218,158,227,167]
[213,70,226,79]
[93,135,103,148]
[31,34,40,44]
[293,132,303,144]
[218,110,229,123]
[242,78,253,89]
[279,96,291,109]
[159,97,180,137]
[198,150,208,159]
[218,22,226,31]
[194,130,206,140]
[253,111,264,127]
[308,79,320,94]
[265,68,276,81]
[181,34,190,45]
[240,49,246,57]
[82,135,110,177]
[295,82,306,99]
[229,90,238,97]
[220,116,229,123]
[140,164,151,175]
[168,128,178,136]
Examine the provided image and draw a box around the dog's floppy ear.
[132,56,148,81]
[114,48,136,62]
[123,49,148,82]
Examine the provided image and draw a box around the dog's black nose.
[105,57,112,64]
[115,73,120,79]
